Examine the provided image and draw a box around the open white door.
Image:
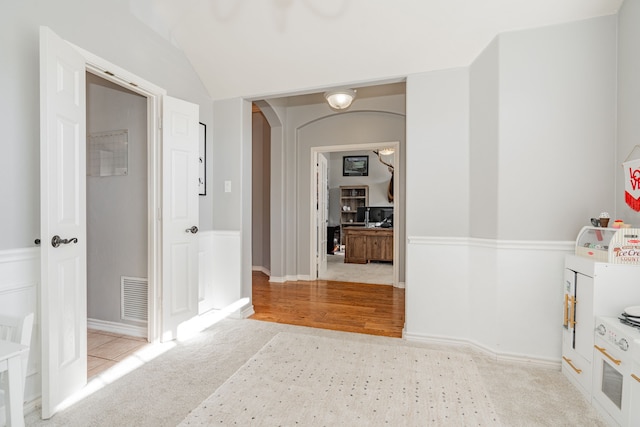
[317,153,329,277]
[161,96,200,341]
[39,26,88,419]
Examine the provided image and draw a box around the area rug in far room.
[179,332,501,426]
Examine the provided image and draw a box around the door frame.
[310,141,400,286]
[69,44,166,342]
[316,152,329,277]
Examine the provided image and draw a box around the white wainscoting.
[210,230,242,311]
[0,247,40,407]
[404,236,574,366]
[198,231,215,314]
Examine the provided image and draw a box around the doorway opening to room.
[85,72,151,378]
[312,143,401,287]
[249,103,405,338]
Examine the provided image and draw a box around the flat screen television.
[356,206,393,227]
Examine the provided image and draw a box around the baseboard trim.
[87,318,147,338]
[252,265,271,276]
[240,304,255,319]
[268,275,300,283]
[224,303,255,319]
[403,331,560,369]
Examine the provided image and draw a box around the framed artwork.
[343,155,369,176]
[199,122,206,195]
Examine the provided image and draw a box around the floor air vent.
[121,276,148,323]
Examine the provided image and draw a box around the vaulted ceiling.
[131,0,623,101]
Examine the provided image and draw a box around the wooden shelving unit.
[340,186,368,241]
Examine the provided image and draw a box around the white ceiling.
[130,0,623,101]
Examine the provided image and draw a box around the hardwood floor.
[250,271,405,338]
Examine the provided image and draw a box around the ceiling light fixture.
[378,148,395,156]
[324,89,356,110]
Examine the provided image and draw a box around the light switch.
[224,180,231,193]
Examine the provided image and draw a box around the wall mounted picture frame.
[343,155,369,176]
[199,122,206,195]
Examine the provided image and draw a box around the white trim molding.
[408,235,574,252]
[403,331,561,369]
[88,318,147,338]
[268,275,299,283]
[252,265,271,276]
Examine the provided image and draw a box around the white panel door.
[162,96,199,341]
[317,153,328,277]
[39,26,87,419]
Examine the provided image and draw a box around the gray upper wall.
[467,16,618,241]
[496,16,617,240]
[617,0,640,222]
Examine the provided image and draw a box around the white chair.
[0,313,34,427]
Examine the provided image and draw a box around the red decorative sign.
[624,159,640,211]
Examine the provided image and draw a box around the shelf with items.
[339,185,368,244]
[339,185,368,227]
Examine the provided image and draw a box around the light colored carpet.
[319,253,393,285]
[179,332,499,426]
[24,318,606,427]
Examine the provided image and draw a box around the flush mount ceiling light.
[378,148,395,156]
[324,89,356,110]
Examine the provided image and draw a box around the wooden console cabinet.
[343,227,393,264]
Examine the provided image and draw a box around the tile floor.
[87,329,149,378]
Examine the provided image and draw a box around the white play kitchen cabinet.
[562,226,640,400]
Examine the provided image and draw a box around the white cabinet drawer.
[562,349,592,401]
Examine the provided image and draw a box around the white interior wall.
[86,73,147,325]
[404,15,618,362]
[405,68,470,339]
[468,38,500,347]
